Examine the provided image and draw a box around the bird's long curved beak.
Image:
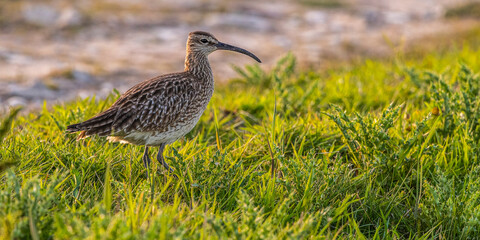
[215,42,262,63]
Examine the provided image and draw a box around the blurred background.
[1,0,479,111]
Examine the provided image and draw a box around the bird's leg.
[142,146,152,178]
[143,146,152,168]
[157,143,176,176]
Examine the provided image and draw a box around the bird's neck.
[184,51,213,81]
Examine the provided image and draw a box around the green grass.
[1,43,480,239]
[446,2,480,19]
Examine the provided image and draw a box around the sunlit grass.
[1,45,480,239]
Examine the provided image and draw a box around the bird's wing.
[67,72,196,137]
[110,73,196,135]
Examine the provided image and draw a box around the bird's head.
[186,31,261,63]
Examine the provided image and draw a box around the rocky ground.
[0,0,478,112]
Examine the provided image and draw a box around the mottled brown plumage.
[67,31,261,174]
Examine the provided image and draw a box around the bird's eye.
[200,39,208,43]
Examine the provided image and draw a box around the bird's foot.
[161,165,178,179]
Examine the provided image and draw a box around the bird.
[66,31,261,176]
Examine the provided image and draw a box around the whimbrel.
[66,31,261,175]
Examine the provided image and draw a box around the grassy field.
[1,40,480,239]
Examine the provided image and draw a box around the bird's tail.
[66,108,117,139]
[65,123,82,132]
[66,123,88,140]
